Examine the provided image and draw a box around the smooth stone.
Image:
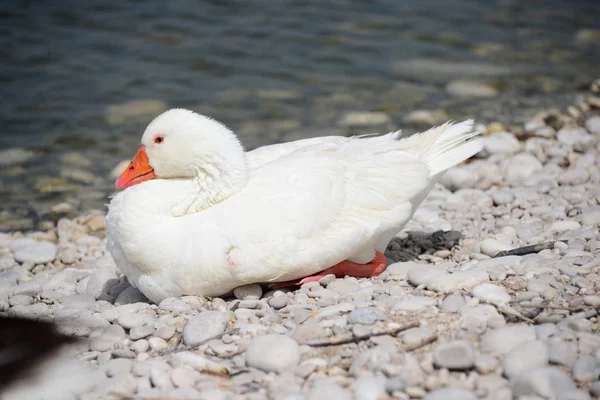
[10,280,43,297]
[424,388,477,400]
[353,376,386,400]
[426,269,489,293]
[386,261,426,279]
[14,241,58,264]
[492,190,514,206]
[327,279,361,295]
[433,340,476,370]
[391,295,437,311]
[104,358,133,377]
[182,311,230,346]
[114,286,148,305]
[503,340,549,379]
[268,296,289,310]
[472,283,511,304]
[585,115,600,134]
[8,294,34,306]
[557,127,595,152]
[480,325,536,354]
[245,334,300,372]
[408,265,448,286]
[233,283,263,300]
[441,293,465,313]
[547,339,578,368]
[481,132,520,155]
[550,220,581,232]
[60,293,96,309]
[116,312,155,330]
[130,324,155,340]
[480,239,513,257]
[132,339,150,353]
[55,309,110,337]
[171,366,200,388]
[158,297,192,313]
[438,166,479,190]
[572,356,600,384]
[148,337,169,352]
[475,354,499,373]
[89,325,127,352]
[402,327,434,347]
[535,323,558,340]
[510,367,577,399]
[347,307,386,325]
[308,382,352,400]
[503,153,543,181]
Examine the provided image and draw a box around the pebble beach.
[1,78,599,400]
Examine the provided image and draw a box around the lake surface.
[1,0,599,229]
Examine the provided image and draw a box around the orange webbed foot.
[271,251,387,289]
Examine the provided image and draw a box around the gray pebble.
[171,366,200,388]
[535,323,558,340]
[14,241,57,264]
[132,339,150,353]
[150,364,173,391]
[318,274,336,286]
[401,327,434,347]
[233,283,262,299]
[182,311,229,346]
[503,340,549,379]
[10,280,43,296]
[55,309,110,337]
[547,338,578,367]
[475,354,499,373]
[492,190,514,206]
[391,295,437,311]
[116,312,155,330]
[89,324,127,352]
[511,367,577,399]
[589,381,600,398]
[424,388,477,400]
[9,294,34,306]
[60,293,96,308]
[158,297,192,313]
[268,296,289,310]
[407,265,448,286]
[353,376,386,400]
[114,285,148,305]
[154,324,176,341]
[441,293,465,312]
[148,337,169,352]
[433,340,476,370]
[480,325,536,354]
[308,382,352,400]
[471,283,511,304]
[327,279,361,295]
[103,358,133,377]
[347,307,386,325]
[245,334,300,372]
[572,355,600,384]
[130,324,154,340]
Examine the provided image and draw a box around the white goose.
[106,109,481,303]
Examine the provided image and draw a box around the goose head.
[115,108,248,191]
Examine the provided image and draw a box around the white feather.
[106,110,481,303]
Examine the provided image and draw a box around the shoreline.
[1,79,600,399]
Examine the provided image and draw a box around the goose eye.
[154,135,164,144]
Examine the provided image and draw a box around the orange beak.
[115,146,157,190]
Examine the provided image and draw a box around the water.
[1,0,599,229]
